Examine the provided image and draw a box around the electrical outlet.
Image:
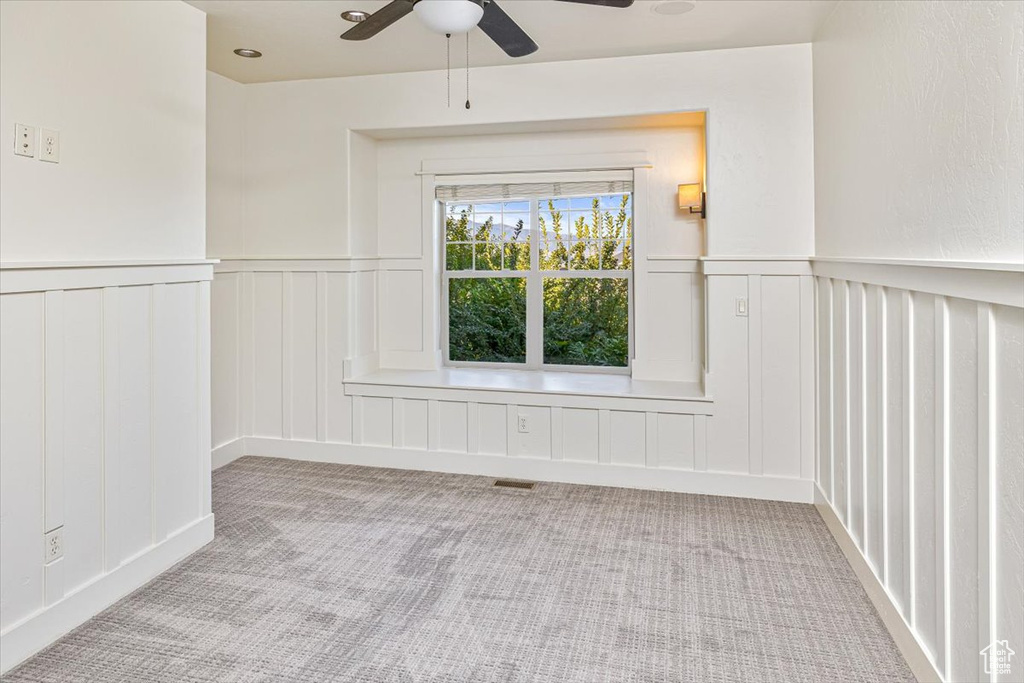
[39,128,59,163]
[517,414,530,433]
[44,527,63,563]
[14,123,35,157]
[735,297,748,317]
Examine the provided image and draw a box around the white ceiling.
[190,0,837,84]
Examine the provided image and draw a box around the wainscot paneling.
[212,259,815,504]
[812,259,1024,683]
[0,261,216,674]
[702,259,816,483]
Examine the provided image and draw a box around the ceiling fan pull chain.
[446,33,451,108]
[465,32,471,110]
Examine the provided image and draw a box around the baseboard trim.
[814,496,942,683]
[236,437,814,503]
[212,438,245,469]
[0,514,215,674]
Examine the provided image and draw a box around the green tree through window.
[445,194,631,369]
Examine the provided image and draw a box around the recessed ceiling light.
[651,1,696,15]
[233,48,262,58]
[341,10,370,22]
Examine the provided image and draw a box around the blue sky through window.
[446,193,632,244]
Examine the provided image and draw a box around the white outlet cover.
[44,527,63,563]
[517,414,530,433]
[39,128,59,163]
[14,123,35,157]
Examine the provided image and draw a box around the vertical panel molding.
[747,274,763,476]
[976,302,996,683]
[102,287,121,572]
[43,290,65,536]
[316,271,328,442]
[935,296,950,676]
[282,271,294,441]
[902,289,916,629]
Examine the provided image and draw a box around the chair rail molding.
[811,257,1024,308]
[0,259,217,294]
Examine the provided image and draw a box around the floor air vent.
[493,479,536,490]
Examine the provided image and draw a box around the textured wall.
[0,0,207,262]
[813,0,1024,262]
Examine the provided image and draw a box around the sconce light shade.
[678,183,706,218]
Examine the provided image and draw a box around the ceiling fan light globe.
[413,0,484,34]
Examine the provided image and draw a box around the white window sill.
[344,367,710,413]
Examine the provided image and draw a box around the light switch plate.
[39,128,59,163]
[735,297,748,317]
[14,123,35,157]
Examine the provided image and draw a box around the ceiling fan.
[340,0,635,58]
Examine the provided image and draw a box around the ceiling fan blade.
[478,0,538,58]
[340,0,415,40]
[555,0,634,7]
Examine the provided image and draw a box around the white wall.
[0,0,207,263]
[0,1,212,672]
[214,44,814,259]
[813,0,1024,262]
[207,72,245,258]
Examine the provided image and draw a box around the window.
[441,176,632,372]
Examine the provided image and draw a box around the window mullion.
[526,198,543,369]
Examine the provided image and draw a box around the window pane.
[543,277,628,367]
[473,213,499,241]
[474,243,501,271]
[449,278,527,364]
[446,243,472,270]
[569,196,597,210]
[503,200,529,212]
[600,240,630,270]
[540,243,569,271]
[568,240,600,270]
[539,207,569,239]
[503,240,530,271]
[599,194,631,211]
[568,211,598,240]
[472,202,503,214]
[539,202,570,270]
[445,209,472,242]
[500,212,531,241]
[603,208,631,241]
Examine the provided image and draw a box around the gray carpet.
[4,457,913,682]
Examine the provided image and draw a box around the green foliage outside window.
[446,195,632,368]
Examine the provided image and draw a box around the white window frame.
[440,193,634,375]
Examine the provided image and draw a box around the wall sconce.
[678,183,706,219]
